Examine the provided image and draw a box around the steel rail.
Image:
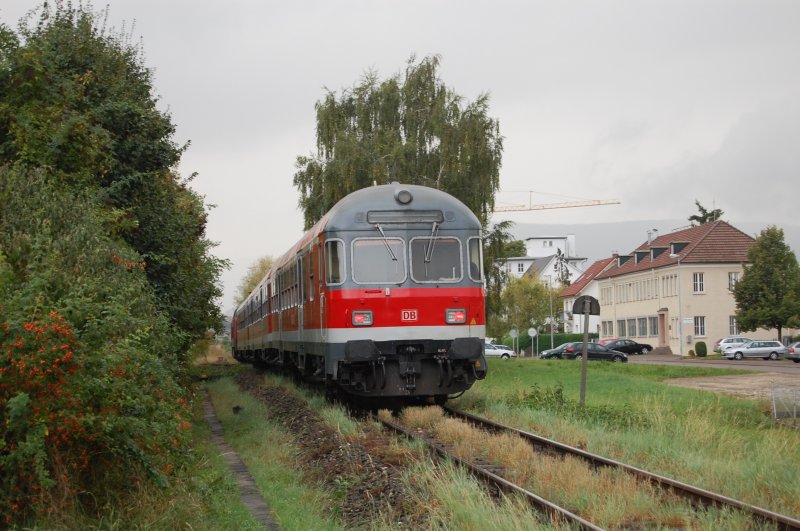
[443,406,800,531]
[378,416,603,531]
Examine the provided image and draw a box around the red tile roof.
[560,257,616,297]
[595,221,754,280]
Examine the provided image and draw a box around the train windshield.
[352,238,406,283]
[410,237,462,283]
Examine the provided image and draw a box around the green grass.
[205,376,344,531]
[453,358,800,518]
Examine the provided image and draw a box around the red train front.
[232,183,487,404]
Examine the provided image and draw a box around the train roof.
[321,182,480,232]
[236,183,479,313]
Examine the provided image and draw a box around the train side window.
[308,249,314,301]
[325,240,345,285]
[468,237,483,282]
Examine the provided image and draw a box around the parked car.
[786,342,800,363]
[713,336,753,353]
[484,343,517,359]
[601,339,653,355]
[723,340,787,360]
[597,338,619,346]
[540,342,627,362]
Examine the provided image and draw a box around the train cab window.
[325,240,345,285]
[468,237,483,282]
[410,237,462,283]
[352,238,406,284]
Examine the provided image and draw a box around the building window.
[517,263,524,273]
[638,318,647,337]
[627,318,637,337]
[693,272,704,293]
[728,272,739,291]
[602,321,613,336]
[729,315,739,335]
[694,316,706,337]
[617,319,627,337]
[648,316,658,336]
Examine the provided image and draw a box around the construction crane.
[492,191,621,212]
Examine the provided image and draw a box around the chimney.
[647,228,658,245]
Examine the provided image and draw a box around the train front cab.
[321,209,487,402]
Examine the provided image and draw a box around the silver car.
[714,336,752,353]
[723,340,787,360]
[484,343,517,359]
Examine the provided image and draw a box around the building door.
[658,311,667,348]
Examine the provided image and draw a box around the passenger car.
[540,342,627,362]
[723,340,787,360]
[785,342,800,363]
[713,336,752,353]
[601,339,652,355]
[484,343,516,359]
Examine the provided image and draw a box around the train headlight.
[352,310,374,326]
[445,308,466,324]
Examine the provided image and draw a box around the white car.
[714,336,752,353]
[484,343,516,359]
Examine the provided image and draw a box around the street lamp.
[544,274,554,349]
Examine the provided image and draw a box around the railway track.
[377,415,603,530]
[441,405,800,530]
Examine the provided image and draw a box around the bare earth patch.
[666,373,798,400]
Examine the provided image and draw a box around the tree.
[235,255,274,305]
[499,276,552,336]
[733,226,800,340]
[0,2,226,343]
[482,222,528,337]
[553,248,572,286]
[688,200,724,225]
[293,54,503,229]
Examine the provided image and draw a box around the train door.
[319,241,327,340]
[297,253,304,344]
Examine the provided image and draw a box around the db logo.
[401,309,418,322]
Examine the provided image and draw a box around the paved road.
[629,352,800,375]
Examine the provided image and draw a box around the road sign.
[509,328,519,338]
[528,327,537,337]
[572,295,600,316]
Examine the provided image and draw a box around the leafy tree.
[553,248,572,286]
[688,200,724,225]
[498,276,552,337]
[0,2,226,344]
[484,221,528,336]
[733,226,800,340]
[235,255,274,305]
[293,54,503,229]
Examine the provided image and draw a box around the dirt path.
[203,393,281,530]
[666,373,798,399]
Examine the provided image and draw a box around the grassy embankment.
[451,358,800,518]
[182,347,800,529]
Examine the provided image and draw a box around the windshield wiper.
[424,221,439,263]
[374,223,397,261]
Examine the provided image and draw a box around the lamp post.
[545,274,554,349]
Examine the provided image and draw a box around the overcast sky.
[3,1,799,312]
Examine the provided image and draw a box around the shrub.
[688,349,696,357]
[696,341,707,357]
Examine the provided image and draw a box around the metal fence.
[771,383,800,424]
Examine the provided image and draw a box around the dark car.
[787,342,800,363]
[540,342,628,362]
[602,339,652,355]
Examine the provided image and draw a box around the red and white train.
[232,183,487,404]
